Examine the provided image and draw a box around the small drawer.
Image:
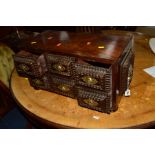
[29,74,50,90]
[45,53,75,76]
[76,86,110,113]
[14,51,47,78]
[74,62,112,91]
[49,74,75,98]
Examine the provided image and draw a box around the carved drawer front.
[29,74,50,90]
[14,51,47,78]
[76,86,110,113]
[49,74,75,98]
[45,53,75,77]
[74,63,112,91]
[119,51,134,95]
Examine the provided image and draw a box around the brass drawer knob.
[18,64,30,72]
[83,99,99,107]
[58,84,70,92]
[53,64,66,72]
[82,76,98,85]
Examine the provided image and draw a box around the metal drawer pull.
[53,64,66,72]
[58,84,70,92]
[82,76,98,85]
[83,99,98,107]
[18,64,30,72]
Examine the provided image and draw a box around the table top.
[10,31,155,128]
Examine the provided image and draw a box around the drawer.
[49,74,75,98]
[119,51,134,95]
[14,51,47,78]
[29,74,50,90]
[74,61,112,91]
[76,86,110,113]
[45,53,75,76]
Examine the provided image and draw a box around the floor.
[0,105,35,129]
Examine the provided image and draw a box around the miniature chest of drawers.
[13,31,134,114]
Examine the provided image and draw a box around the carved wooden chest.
[13,31,134,113]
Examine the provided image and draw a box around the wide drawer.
[14,51,47,78]
[45,53,75,77]
[49,74,75,98]
[76,86,111,113]
[74,61,112,91]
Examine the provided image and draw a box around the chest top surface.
[20,31,133,64]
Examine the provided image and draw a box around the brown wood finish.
[10,31,155,128]
[19,31,132,64]
[14,31,133,113]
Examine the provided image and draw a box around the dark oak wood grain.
[19,31,133,64]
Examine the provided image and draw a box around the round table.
[10,31,155,128]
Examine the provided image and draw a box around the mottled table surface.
[10,31,155,128]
